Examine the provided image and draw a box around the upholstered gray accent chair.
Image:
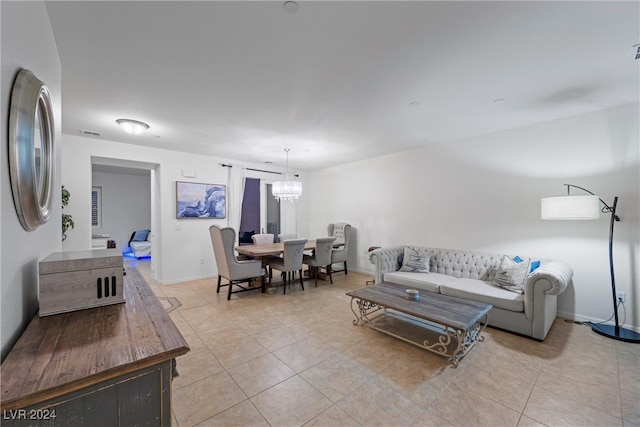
[252,233,274,245]
[327,222,351,274]
[303,237,336,287]
[209,225,265,300]
[267,239,308,294]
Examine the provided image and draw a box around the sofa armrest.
[525,260,573,296]
[369,246,405,284]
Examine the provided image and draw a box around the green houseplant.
[62,185,74,241]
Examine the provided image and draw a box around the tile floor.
[131,260,639,427]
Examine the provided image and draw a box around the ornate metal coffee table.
[346,282,492,367]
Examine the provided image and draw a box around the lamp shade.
[272,179,302,202]
[541,195,600,220]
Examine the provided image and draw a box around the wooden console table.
[1,268,189,426]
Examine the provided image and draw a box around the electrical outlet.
[200,258,205,264]
[617,292,626,303]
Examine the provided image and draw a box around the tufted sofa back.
[370,245,510,284]
[415,247,505,281]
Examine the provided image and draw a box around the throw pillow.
[132,229,150,242]
[399,247,431,273]
[241,230,255,244]
[493,255,530,294]
[529,260,541,273]
[514,255,541,274]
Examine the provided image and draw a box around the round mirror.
[8,69,55,231]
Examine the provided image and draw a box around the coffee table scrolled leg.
[449,313,490,367]
[350,297,383,326]
[350,297,361,325]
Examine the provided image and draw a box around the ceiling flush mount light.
[541,184,639,343]
[272,148,302,202]
[116,118,149,135]
[283,1,299,13]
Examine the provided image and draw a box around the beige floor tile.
[196,400,269,427]
[619,348,640,395]
[465,340,542,385]
[252,324,306,352]
[454,363,535,412]
[172,348,225,390]
[173,319,197,337]
[377,353,454,407]
[535,367,622,418]
[337,377,423,426]
[411,408,454,427]
[304,405,362,427]
[516,415,547,427]
[180,309,237,334]
[172,371,247,426]
[206,334,270,369]
[169,309,186,323]
[227,353,296,397]
[273,337,338,373]
[524,384,623,426]
[621,389,640,426]
[428,382,520,426]
[300,353,376,402]
[312,321,369,351]
[181,331,207,354]
[340,335,409,374]
[250,375,333,426]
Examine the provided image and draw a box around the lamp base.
[591,323,640,343]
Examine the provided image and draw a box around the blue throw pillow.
[132,229,150,241]
[513,255,541,274]
[529,260,541,273]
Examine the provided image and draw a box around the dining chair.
[267,239,308,294]
[209,225,265,300]
[252,233,274,245]
[327,222,351,274]
[303,237,336,287]
[277,233,297,242]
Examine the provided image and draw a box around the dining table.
[235,240,318,264]
[235,240,340,284]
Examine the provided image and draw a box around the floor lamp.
[541,184,640,343]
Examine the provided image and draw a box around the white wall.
[309,103,640,331]
[1,1,62,360]
[62,134,309,284]
[91,170,151,250]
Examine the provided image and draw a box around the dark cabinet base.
[2,361,172,426]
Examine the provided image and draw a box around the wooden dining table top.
[235,240,318,258]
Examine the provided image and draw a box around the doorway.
[239,178,280,243]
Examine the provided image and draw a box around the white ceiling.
[45,1,639,171]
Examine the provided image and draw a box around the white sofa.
[369,246,573,340]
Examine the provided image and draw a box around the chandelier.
[272,148,302,202]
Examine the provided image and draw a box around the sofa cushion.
[383,272,458,293]
[493,256,530,294]
[440,279,524,312]
[399,247,430,273]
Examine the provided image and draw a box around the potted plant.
[62,185,74,241]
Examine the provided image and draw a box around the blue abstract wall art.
[176,181,226,219]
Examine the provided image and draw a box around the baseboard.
[158,273,217,286]
[557,311,640,333]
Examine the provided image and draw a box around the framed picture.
[176,181,226,219]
